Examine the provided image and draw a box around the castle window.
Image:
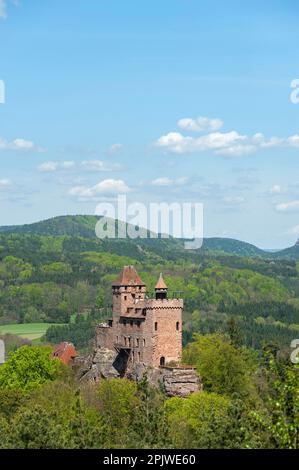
[138,352,141,362]
[124,296,127,300]
[124,337,127,346]
[155,322,158,331]
[132,294,135,299]
[137,321,141,328]
[160,357,165,367]
[143,339,146,347]
[176,322,180,331]
[136,338,139,347]
[142,309,146,316]
[123,320,127,326]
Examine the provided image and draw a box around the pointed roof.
[112,265,145,287]
[155,273,168,290]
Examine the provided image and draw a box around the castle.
[96,266,183,372]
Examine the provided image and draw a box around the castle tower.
[155,273,168,300]
[112,265,146,319]
[149,272,183,366]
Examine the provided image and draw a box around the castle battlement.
[145,298,184,309]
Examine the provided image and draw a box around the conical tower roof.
[155,273,168,290]
[112,265,145,286]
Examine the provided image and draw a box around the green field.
[0,323,54,340]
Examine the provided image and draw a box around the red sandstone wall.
[149,299,183,367]
[97,287,183,369]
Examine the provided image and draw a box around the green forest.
[0,216,298,449]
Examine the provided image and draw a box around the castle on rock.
[96,266,183,370]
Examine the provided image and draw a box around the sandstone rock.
[127,363,202,398]
[75,347,120,382]
[75,349,202,398]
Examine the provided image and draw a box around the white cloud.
[0,0,19,20]
[223,196,246,205]
[151,177,173,186]
[288,225,299,235]
[38,162,58,173]
[156,118,299,157]
[150,176,188,187]
[0,0,7,19]
[215,144,256,157]
[81,160,123,172]
[156,130,247,155]
[269,185,282,194]
[0,178,12,189]
[287,135,299,147]
[276,200,299,212]
[61,161,75,169]
[108,143,123,155]
[69,179,131,199]
[38,161,75,172]
[178,116,224,133]
[0,137,44,152]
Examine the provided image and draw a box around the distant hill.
[0,215,298,260]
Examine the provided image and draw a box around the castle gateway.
[96,266,183,369]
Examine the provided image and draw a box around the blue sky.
[0,0,299,248]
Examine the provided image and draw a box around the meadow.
[0,323,53,341]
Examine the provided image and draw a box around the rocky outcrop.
[128,363,202,397]
[162,367,201,397]
[75,347,202,397]
[74,347,120,382]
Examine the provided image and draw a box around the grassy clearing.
[0,323,57,340]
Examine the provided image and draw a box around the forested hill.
[0,214,299,351]
[0,214,297,259]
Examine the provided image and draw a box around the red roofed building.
[53,342,77,365]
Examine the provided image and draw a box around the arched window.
[176,322,180,331]
[160,357,165,367]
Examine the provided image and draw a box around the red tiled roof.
[53,342,77,365]
[112,265,145,287]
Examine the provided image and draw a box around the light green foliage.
[254,353,299,449]
[11,381,106,449]
[98,379,138,447]
[0,346,64,393]
[165,391,231,448]
[42,262,72,275]
[183,333,256,398]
